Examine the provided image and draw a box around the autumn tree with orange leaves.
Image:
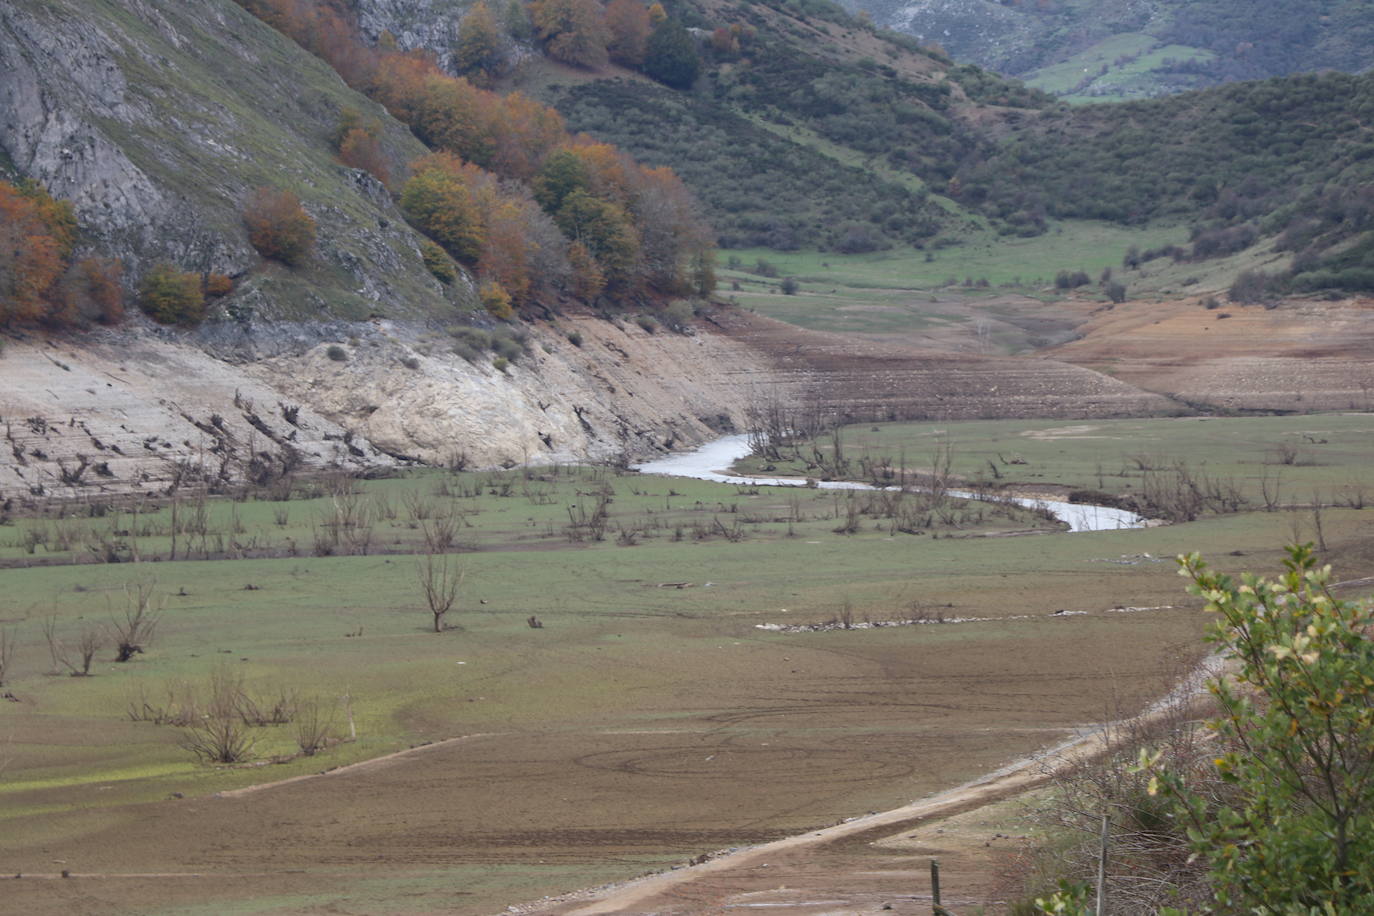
[604,0,651,67]
[531,0,609,69]
[232,0,714,306]
[243,188,316,266]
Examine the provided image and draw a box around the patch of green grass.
[738,415,1374,510]
[715,221,1189,341]
[1025,33,1160,95]
[724,221,1187,291]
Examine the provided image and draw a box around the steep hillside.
[350,0,1050,250]
[961,70,1374,292]
[0,0,463,323]
[851,0,1374,101]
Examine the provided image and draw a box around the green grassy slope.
[520,0,1045,251]
[960,70,1374,292]
[847,0,1374,102]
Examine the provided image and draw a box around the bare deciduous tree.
[417,553,463,633]
[45,622,101,677]
[109,580,161,662]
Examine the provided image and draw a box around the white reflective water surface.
[633,434,1145,533]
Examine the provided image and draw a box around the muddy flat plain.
[2,433,1372,914]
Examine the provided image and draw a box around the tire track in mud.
[512,657,1223,915]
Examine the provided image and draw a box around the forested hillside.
[350,0,1048,250]
[961,71,1374,292]
[850,0,1374,101]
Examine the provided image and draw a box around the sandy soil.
[1047,294,1374,411]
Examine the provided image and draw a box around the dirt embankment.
[1047,294,1374,411]
[713,308,1178,421]
[0,308,1176,503]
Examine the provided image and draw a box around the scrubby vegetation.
[138,263,205,326]
[1024,546,1374,914]
[233,0,716,308]
[961,70,1374,289]
[552,79,941,250]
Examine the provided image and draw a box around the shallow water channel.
[634,433,1144,533]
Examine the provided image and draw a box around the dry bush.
[294,697,337,756]
[126,679,200,726]
[109,580,161,662]
[180,714,255,765]
[421,515,458,552]
[1016,665,1224,914]
[235,684,297,727]
[178,667,255,764]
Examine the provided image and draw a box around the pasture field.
[732,414,1374,512]
[1,455,1371,914]
[721,221,1187,293]
[1023,33,1216,101]
[716,221,1193,347]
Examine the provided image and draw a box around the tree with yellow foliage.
[531,0,609,69]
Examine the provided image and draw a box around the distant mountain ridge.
[846,0,1374,100]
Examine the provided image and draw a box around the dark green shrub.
[421,240,457,283]
[662,300,694,333]
[138,264,205,326]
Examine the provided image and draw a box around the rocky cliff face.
[0,314,777,503]
[354,0,469,73]
[0,0,458,323]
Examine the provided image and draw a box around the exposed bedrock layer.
[0,307,1176,502]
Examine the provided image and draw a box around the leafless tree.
[45,621,101,677]
[1311,489,1328,553]
[417,552,463,633]
[1258,465,1284,511]
[421,514,458,553]
[109,580,161,662]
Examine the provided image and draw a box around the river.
[633,433,1145,533]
